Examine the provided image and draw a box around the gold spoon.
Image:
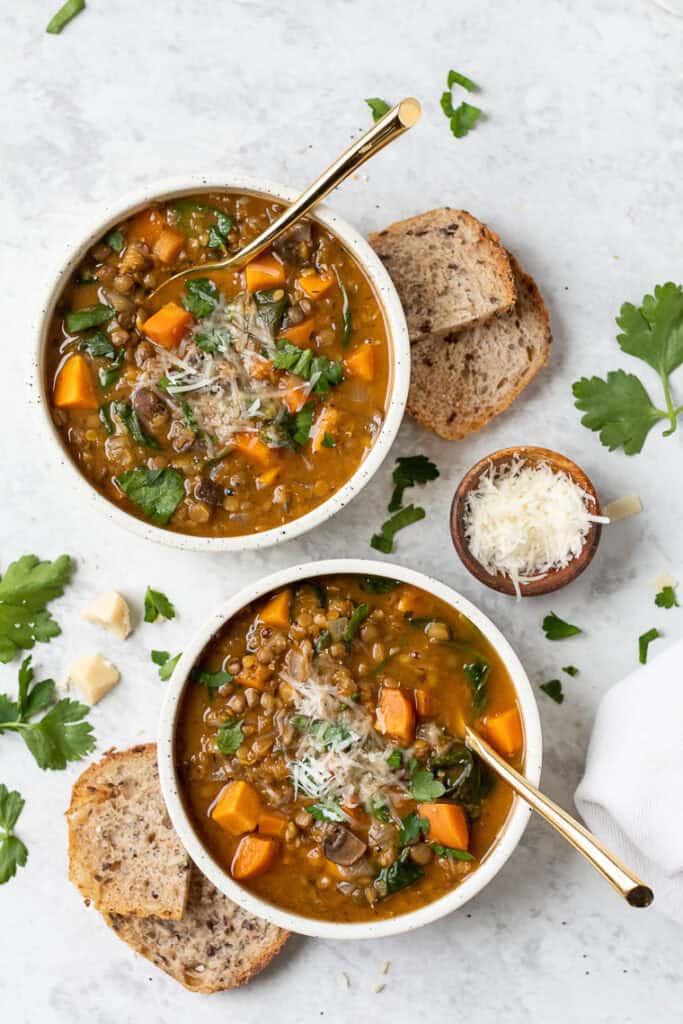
[465,727,654,907]
[150,97,421,302]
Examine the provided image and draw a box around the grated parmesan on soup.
[463,459,609,598]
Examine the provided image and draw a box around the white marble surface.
[2,0,683,1020]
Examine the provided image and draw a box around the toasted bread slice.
[104,865,289,993]
[369,208,516,342]
[407,254,551,440]
[66,744,191,920]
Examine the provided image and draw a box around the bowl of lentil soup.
[33,178,409,550]
[158,560,542,939]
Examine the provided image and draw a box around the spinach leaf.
[65,304,114,333]
[255,289,289,334]
[398,811,429,845]
[431,843,474,860]
[388,454,440,513]
[371,505,425,554]
[105,229,125,253]
[542,612,582,641]
[374,848,423,897]
[216,718,244,754]
[98,350,124,389]
[115,468,185,526]
[306,798,346,823]
[183,278,218,318]
[463,660,489,714]
[81,330,116,360]
[98,404,115,435]
[562,665,579,677]
[540,679,564,704]
[111,401,161,449]
[431,743,491,816]
[343,603,370,644]
[360,576,401,594]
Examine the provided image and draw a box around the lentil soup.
[45,192,391,537]
[176,574,524,923]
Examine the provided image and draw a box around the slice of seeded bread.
[368,208,516,342]
[104,864,289,994]
[407,254,551,440]
[66,744,191,920]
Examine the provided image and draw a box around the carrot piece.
[129,208,165,246]
[54,354,99,410]
[281,383,308,413]
[211,780,262,835]
[396,588,423,615]
[153,227,185,264]
[231,433,273,468]
[259,591,292,631]
[232,834,279,880]
[258,466,281,487]
[414,688,432,717]
[311,405,339,453]
[258,809,288,839]
[376,687,416,746]
[141,302,193,350]
[245,253,285,292]
[249,357,274,381]
[279,318,316,347]
[345,345,375,382]
[418,802,469,850]
[483,707,523,757]
[297,273,334,300]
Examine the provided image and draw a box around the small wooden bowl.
[450,446,603,597]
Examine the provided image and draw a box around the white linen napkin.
[575,639,683,922]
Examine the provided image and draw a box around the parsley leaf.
[398,811,430,846]
[193,668,233,691]
[447,69,477,92]
[386,748,403,769]
[365,97,391,121]
[273,339,343,393]
[450,102,482,137]
[46,0,84,34]
[0,785,28,884]
[431,843,474,861]
[367,793,391,823]
[216,718,244,755]
[371,505,426,553]
[0,554,72,664]
[388,454,440,512]
[182,278,218,319]
[638,628,660,664]
[21,699,95,770]
[307,798,346,822]
[409,766,445,802]
[105,229,125,253]
[542,612,582,641]
[562,665,579,677]
[195,329,226,354]
[144,586,176,623]
[115,468,185,526]
[617,283,683,380]
[655,585,678,609]
[464,660,489,714]
[65,304,114,333]
[314,630,332,654]
[283,401,315,447]
[572,370,665,455]
[540,679,564,704]
[151,650,182,681]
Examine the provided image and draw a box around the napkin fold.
[575,639,683,923]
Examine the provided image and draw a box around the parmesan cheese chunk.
[603,494,642,523]
[82,590,132,640]
[651,571,677,593]
[68,654,120,705]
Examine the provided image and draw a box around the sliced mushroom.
[272,221,312,263]
[132,387,169,435]
[194,477,224,506]
[323,825,367,866]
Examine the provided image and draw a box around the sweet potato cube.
[278,318,316,348]
[258,809,288,839]
[141,302,193,350]
[414,688,432,717]
[259,591,292,631]
[483,708,523,757]
[345,345,375,382]
[296,273,334,300]
[376,687,415,746]
[129,208,165,245]
[418,802,469,851]
[231,432,273,468]
[232,834,279,880]
[311,405,339,453]
[153,227,185,264]
[245,253,286,292]
[211,780,262,835]
[54,354,99,410]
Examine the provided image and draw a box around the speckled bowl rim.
[157,558,543,940]
[29,175,410,552]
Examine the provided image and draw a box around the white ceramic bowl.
[158,558,543,940]
[30,176,410,552]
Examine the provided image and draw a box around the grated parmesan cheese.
[463,459,608,598]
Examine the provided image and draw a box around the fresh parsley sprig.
[388,455,440,512]
[365,98,391,122]
[540,679,564,704]
[0,554,72,664]
[144,587,176,623]
[440,69,482,138]
[655,585,678,609]
[0,785,28,884]
[151,650,182,681]
[542,613,582,641]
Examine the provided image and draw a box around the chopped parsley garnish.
[306,798,346,823]
[0,784,28,884]
[291,715,352,751]
[182,278,218,319]
[540,679,564,704]
[365,97,391,122]
[655,585,678,609]
[542,612,582,641]
[151,650,182,681]
[447,69,478,92]
[431,843,474,861]
[343,603,370,644]
[375,847,423,897]
[282,401,315,447]
[371,505,426,553]
[409,765,445,802]
[105,229,125,253]
[388,454,440,513]
[255,289,289,334]
[398,811,429,846]
[65,304,114,333]
[367,793,391,823]
[0,656,95,770]
[216,718,244,755]
[440,70,482,138]
[181,401,198,431]
[98,350,124,389]
[111,401,161,449]
[195,329,225,354]
[314,630,332,654]
[114,468,185,526]
[386,748,403,769]
[638,628,660,665]
[143,587,175,623]
[463,660,489,714]
[192,668,233,691]
[46,0,85,34]
[0,554,72,664]
[562,665,579,677]
[321,433,336,448]
[573,284,683,454]
[273,339,344,393]
[207,210,234,253]
[360,576,401,594]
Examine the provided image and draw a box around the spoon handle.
[464,727,654,907]
[224,98,421,269]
